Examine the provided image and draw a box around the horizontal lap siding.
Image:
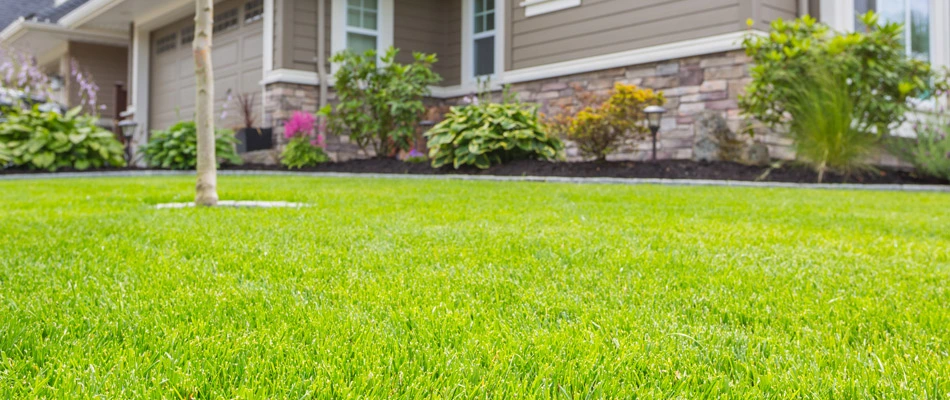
[509,0,744,70]
[278,0,331,72]
[394,0,461,86]
[68,42,128,120]
[759,0,798,26]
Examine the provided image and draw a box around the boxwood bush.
[425,102,563,169]
[142,121,241,170]
[0,105,125,171]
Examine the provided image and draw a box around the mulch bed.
[4,159,946,185]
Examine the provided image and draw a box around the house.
[0,0,129,123]
[2,0,948,162]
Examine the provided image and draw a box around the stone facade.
[506,50,789,162]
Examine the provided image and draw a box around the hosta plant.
[0,105,125,171]
[142,120,241,170]
[425,103,563,169]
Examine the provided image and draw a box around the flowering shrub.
[548,83,665,161]
[323,47,441,156]
[281,111,329,169]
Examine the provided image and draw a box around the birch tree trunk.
[194,0,218,206]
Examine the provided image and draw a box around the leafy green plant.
[741,13,945,136]
[892,117,950,180]
[0,105,125,171]
[142,120,241,170]
[548,83,666,161]
[323,47,441,156]
[783,64,876,182]
[425,102,563,169]
[281,136,329,169]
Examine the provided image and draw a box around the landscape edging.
[2,170,949,193]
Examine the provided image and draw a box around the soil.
[4,159,946,185]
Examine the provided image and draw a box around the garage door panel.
[150,0,263,131]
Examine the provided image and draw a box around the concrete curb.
[2,169,948,193]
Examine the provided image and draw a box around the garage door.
[150,0,264,131]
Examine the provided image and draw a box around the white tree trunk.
[194,0,218,206]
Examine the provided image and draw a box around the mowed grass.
[0,176,949,399]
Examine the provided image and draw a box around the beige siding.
[507,0,798,71]
[275,0,331,72]
[758,0,798,26]
[67,42,128,120]
[394,0,461,86]
[277,0,461,85]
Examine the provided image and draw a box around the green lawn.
[1,176,948,398]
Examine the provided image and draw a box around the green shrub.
[741,13,944,136]
[142,121,241,170]
[783,64,876,182]
[0,105,125,171]
[893,117,950,180]
[548,83,665,161]
[425,102,563,169]
[324,47,441,156]
[281,136,329,169]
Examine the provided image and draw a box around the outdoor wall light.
[118,119,138,163]
[643,105,666,161]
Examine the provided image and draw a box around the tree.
[193,0,218,206]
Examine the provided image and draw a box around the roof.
[0,0,89,32]
[35,0,89,24]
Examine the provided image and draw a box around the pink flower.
[283,111,316,139]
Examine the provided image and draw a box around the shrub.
[548,83,665,161]
[142,121,241,170]
[893,117,950,180]
[782,64,876,182]
[280,111,329,169]
[323,47,441,156]
[425,102,563,169]
[741,13,944,136]
[0,105,125,171]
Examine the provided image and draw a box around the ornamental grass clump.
[783,65,876,182]
[548,83,665,161]
[281,111,329,169]
[893,116,950,180]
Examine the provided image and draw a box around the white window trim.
[461,0,506,86]
[519,0,580,17]
[826,0,949,68]
[331,0,394,72]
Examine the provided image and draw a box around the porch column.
[819,0,855,31]
[130,24,150,165]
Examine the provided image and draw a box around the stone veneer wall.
[502,50,791,162]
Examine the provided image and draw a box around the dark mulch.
[2,159,947,185]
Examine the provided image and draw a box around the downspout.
[317,0,328,109]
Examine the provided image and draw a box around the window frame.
[462,0,506,85]
[331,0,394,72]
[854,0,932,60]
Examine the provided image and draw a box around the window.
[180,25,194,45]
[473,0,495,76]
[244,0,264,24]
[155,33,177,54]
[346,0,378,54]
[855,0,930,60]
[213,8,239,33]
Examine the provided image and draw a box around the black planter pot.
[236,127,274,153]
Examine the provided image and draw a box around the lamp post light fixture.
[643,105,666,161]
[118,119,138,164]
